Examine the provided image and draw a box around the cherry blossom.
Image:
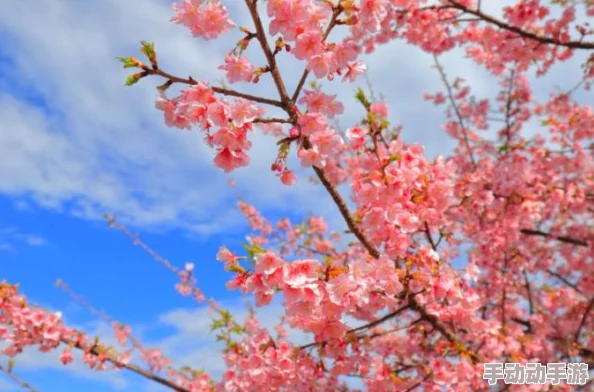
[4,0,594,391]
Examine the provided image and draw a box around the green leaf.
[355,88,370,109]
[278,143,290,155]
[230,325,244,335]
[220,309,232,324]
[125,72,144,86]
[388,153,401,163]
[498,143,510,153]
[140,41,156,61]
[209,319,223,332]
[241,243,265,259]
[117,56,138,69]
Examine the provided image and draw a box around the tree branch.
[291,6,342,103]
[64,338,190,392]
[244,0,290,104]
[0,365,39,392]
[299,304,411,350]
[146,67,285,108]
[432,55,477,167]
[311,165,380,259]
[520,228,588,247]
[448,0,594,49]
[575,296,594,342]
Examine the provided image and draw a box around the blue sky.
[0,0,590,391]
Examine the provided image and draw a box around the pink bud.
[280,170,297,185]
[271,162,282,172]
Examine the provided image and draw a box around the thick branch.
[409,297,480,363]
[234,0,480,368]
[244,0,290,104]
[312,165,380,259]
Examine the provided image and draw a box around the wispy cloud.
[152,298,308,376]
[0,227,48,252]
[0,0,341,236]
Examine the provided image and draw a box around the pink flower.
[307,52,336,78]
[283,259,321,288]
[298,90,344,118]
[280,169,297,185]
[342,61,367,82]
[207,101,230,127]
[212,128,244,150]
[297,147,325,167]
[230,99,262,127]
[320,320,347,341]
[255,252,283,276]
[218,55,256,84]
[213,147,249,172]
[370,102,389,119]
[297,112,328,136]
[217,246,239,265]
[60,349,74,365]
[294,31,323,60]
[333,40,359,68]
[171,0,234,40]
[113,323,132,346]
[346,126,367,149]
[155,93,177,126]
[42,326,61,343]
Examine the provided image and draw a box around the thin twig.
[0,365,40,392]
[432,55,477,167]
[520,228,588,247]
[147,67,284,108]
[290,7,342,103]
[574,296,594,342]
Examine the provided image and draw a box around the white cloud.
[0,0,590,241]
[0,0,349,235]
[0,226,48,253]
[0,0,507,238]
[152,297,309,377]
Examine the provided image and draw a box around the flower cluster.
[4,0,594,391]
